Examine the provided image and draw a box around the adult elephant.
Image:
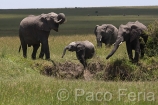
[106,21,148,62]
[19,12,66,59]
[94,24,118,47]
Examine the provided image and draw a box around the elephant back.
[127,21,147,31]
[83,41,94,49]
[20,16,38,28]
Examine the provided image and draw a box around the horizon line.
[0,5,158,10]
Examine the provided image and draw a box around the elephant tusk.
[54,19,62,23]
[119,42,122,45]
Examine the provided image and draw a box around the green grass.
[0,6,158,105]
[1,6,158,36]
[0,35,158,104]
[1,77,157,105]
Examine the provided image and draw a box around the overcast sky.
[0,0,158,9]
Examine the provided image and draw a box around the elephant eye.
[122,32,126,36]
[101,31,104,34]
[71,45,74,48]
[102,28,106,31]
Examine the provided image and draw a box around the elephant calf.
[61,40,95,68]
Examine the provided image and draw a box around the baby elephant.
[62,40,95,68]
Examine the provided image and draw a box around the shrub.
[146,20,158,57]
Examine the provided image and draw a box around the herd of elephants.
[18,12,148,68]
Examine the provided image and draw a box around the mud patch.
[35,61,106,80]
[57,61,84,79]
[37,61,84,79]
[33,58,158,81]
[33,60,133,80]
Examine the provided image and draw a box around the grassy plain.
[0,6,158,105]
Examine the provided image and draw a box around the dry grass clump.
[35,57,158,81]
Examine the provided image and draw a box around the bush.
[146,20,158,57]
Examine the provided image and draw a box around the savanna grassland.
[0,6,158,105]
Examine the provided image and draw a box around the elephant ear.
[94,25,99,35]
[130,25,140,42]
[105,25,114,34]
[76,44,85,52]
[38,14,51,31]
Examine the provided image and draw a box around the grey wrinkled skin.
[19,12,66,59]
[106,21,148,63]
[94,24,118,47]
[62,40,95,68]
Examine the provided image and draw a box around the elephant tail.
[19,45,21,53]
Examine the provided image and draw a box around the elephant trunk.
[106,40,122,59]
[96,35,102,47]
[61,46,69,58]
[97,40,102,47]
[55,13,66,24]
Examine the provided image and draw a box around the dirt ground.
[39,61,106,80]
[38,60,135,81]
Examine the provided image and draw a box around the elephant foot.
[23,55,27,58]
[39,53,44,59]
[39,55,44,59]
[140,54,144,58]
[129,58,134,62]
[32,57,36,60]
[39,56,44,59]
[32,55,36,60]
[132,59,139,64]
[129,58,139,63]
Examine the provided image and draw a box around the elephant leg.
[134,51,139,62]
[140,43,145,58]
[41,40,50,59]
[76,51,87,68]
[39,44,44,59]
[134,40,140,62]
[78,57,87,68]
[22,44,27,58]
[140,49,145,58]
[32,44,40,59]
[19,34,27,58]
[126,42,133,61]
